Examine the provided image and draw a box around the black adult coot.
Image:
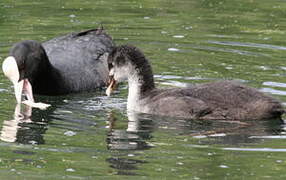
[2,28,114,107]
[106,45,284,120]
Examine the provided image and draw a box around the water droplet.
[259,66,270,70]
[64,131,77,136]
[209,133,226,137]
[66,168,75,172]
[185,26,193,30]
[168,48,180,52]
[29,140,38,145]
[219,165,229,168]
[173,35,184,38]
[193,135,207,139]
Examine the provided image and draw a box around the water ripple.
[223,147,286,152]
[249,136,286,139]
[263,81,286,88]
[260,88,286,96]
[208,40,286,51]
[0,88,8,92]
[154,74,220,81]
[160,81,191,88]
[207,34,240,39]
[82,96,126,111]
[193,45,268,57]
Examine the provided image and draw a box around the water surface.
[0,0,286,179]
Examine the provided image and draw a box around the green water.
[0,0,286,179]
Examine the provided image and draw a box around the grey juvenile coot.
[106,45,284,120]
[2,28,114,105]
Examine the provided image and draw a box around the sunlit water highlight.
[0,0,285,179]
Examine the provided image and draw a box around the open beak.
[2,56,34,104]
[106,75,117,96]
[14,78,35,104]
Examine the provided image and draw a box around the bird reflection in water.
[0,104,47,144]
[107,111,153,150]
[106,111,153,175]
[105,110,285,175]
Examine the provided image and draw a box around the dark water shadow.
[104,109,284,175]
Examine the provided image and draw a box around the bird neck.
[127,65,155,111]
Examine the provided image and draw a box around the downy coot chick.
[106,45,284,120]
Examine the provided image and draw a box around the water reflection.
[106,157,147,176]
[107,109,285,149]
[107,112,154,151]
[194,118,285,146]
[105,109,284,175]
[106,111,153,175]
[0,96,284,177]
[0,104,48,144]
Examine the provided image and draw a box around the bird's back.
[143,81,284,120]
[42,29,114,93]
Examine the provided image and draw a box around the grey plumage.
[108,45,284,120]
[9,28,114,95]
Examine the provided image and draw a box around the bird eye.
[108,62,114,71]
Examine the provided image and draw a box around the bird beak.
[2,56,34,104]
[106,75,117,96]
